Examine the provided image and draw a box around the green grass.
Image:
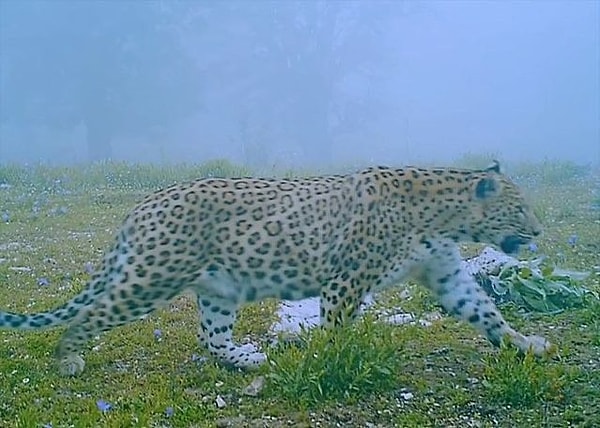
[0,159,599,427]
[481,342,577,407]
[266,315,402,408]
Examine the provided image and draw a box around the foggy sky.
[389,0,599,164]
[0,0,598,167]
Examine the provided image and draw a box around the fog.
[0,0,598,168]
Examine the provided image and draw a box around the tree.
[0,1,202,162]
[187,1,402,167]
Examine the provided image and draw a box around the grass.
[0,159,599,427]
[481,342,576,407]
[267,314,402,409]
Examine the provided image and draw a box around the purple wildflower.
[37,277,50,287]
[528,243,538,252]
[165,406,174,417]
[48,206,69,216]
[567,234,578,247]
[96,399,112,413]
[84,262,95,274]
[1,211,9,223]
[153,329,162,340]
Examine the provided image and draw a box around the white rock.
[399,392,414,400]
[384,313,415,325]
[242,376,265,396]
[215,395,227,408]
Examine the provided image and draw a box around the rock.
[399,391,414,400]
[384,313,415,325]
[215,416,246,427]
[215,395,227,408]
[242,376,265,397]
[9,266,32,272]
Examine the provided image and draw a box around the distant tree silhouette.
[0,1,201,162]
[191,1,401,166]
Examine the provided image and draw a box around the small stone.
[9,267,32,273]
[215,416,246,427]
[468,377,479,385]
[215,395,227,408]
[191,353,208,364]
[399,392,414,400]
[84,262,95,274]
[242,376,265,396]
[424,311,442,322]
[384,313,414,325]
[399,289,411,300]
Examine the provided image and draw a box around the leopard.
[0,161,554,376]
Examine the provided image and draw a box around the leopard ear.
[483,160,502,174]
[474,176,500,200]
[475,160,504,199]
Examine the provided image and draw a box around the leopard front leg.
[196,296,266,369]
[421,249,554,357]
[320,277,366,328]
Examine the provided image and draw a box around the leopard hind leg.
[55,279,180,376]
[193,268,267,368]
[196,294,267,369]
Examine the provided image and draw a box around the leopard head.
[464,161,542,255]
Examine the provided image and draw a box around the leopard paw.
[523,335,558,358]
[58,354,86,376]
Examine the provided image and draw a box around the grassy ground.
[0,160,598,428]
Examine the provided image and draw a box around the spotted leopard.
[0,161,554,376]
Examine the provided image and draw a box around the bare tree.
[0,1,201,162]
[187,1,402,166]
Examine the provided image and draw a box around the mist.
[1,0,598,168]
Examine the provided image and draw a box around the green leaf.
[478,253,595,313]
